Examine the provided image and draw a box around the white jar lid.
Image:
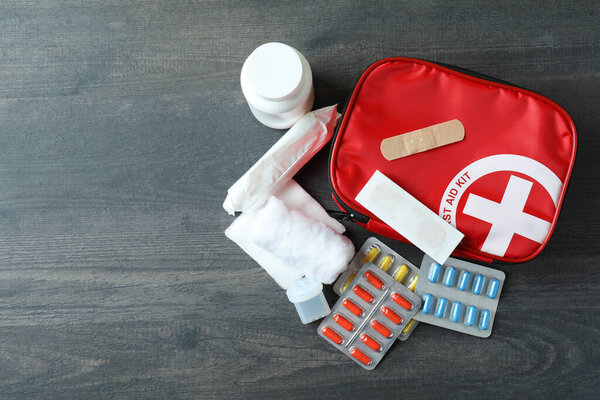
[286,276,323,304]
[242,42,304,101]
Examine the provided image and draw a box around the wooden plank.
[0,0,597,399]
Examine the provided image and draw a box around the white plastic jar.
[240,42,314,129]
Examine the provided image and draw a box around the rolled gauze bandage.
[250,197,354,284]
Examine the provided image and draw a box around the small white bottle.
[286,276,331,324]
[240,42,314,129]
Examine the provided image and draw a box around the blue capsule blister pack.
[413,254,505,338]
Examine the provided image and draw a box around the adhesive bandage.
[355,170,463,264]
[380,119,465,161]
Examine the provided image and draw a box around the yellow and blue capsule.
[341,273,356,293]
[407,275,419,292]
[393,264,409,283]
[378,255,394,272]
[361,245,380,265]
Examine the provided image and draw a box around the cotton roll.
[250,196,354,284]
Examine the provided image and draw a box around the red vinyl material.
[329,58,576,263]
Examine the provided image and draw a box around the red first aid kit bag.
[329,58,576,263]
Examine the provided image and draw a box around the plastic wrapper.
[223,105,340,215]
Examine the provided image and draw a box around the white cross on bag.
[462,175,552,257]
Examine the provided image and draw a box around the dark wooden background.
[0,1,598,399]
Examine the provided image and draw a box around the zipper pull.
[327,210,355,222]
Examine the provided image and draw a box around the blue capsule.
[486,279,500,299]
[472,274,485,295]
[457,270,471,291]
[435,297,448,318]
[450,301,462,323]
[464,305,477,326]
[479,310,491,330]
[428,262,442,283]
[443,266,456,287]
[422,293,434,314]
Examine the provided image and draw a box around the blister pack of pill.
[413,254,505,338]
[333,238,420,295]
[332,237,421,340]
[318,262,422,370]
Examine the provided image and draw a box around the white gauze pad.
[355,170,463,264]
[251,197,354,284]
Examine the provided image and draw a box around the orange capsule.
[370,320,392,338]
[343,299,363,317]
[333,314,354,331]
[353,285,374,303]
[381,306,403,325]
[350,347,372,366]
[364,270,384,290]
[360,334,381,351]
[321,326,343,344]
[392,292,413,311]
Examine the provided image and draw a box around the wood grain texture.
[0,0,598,399]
